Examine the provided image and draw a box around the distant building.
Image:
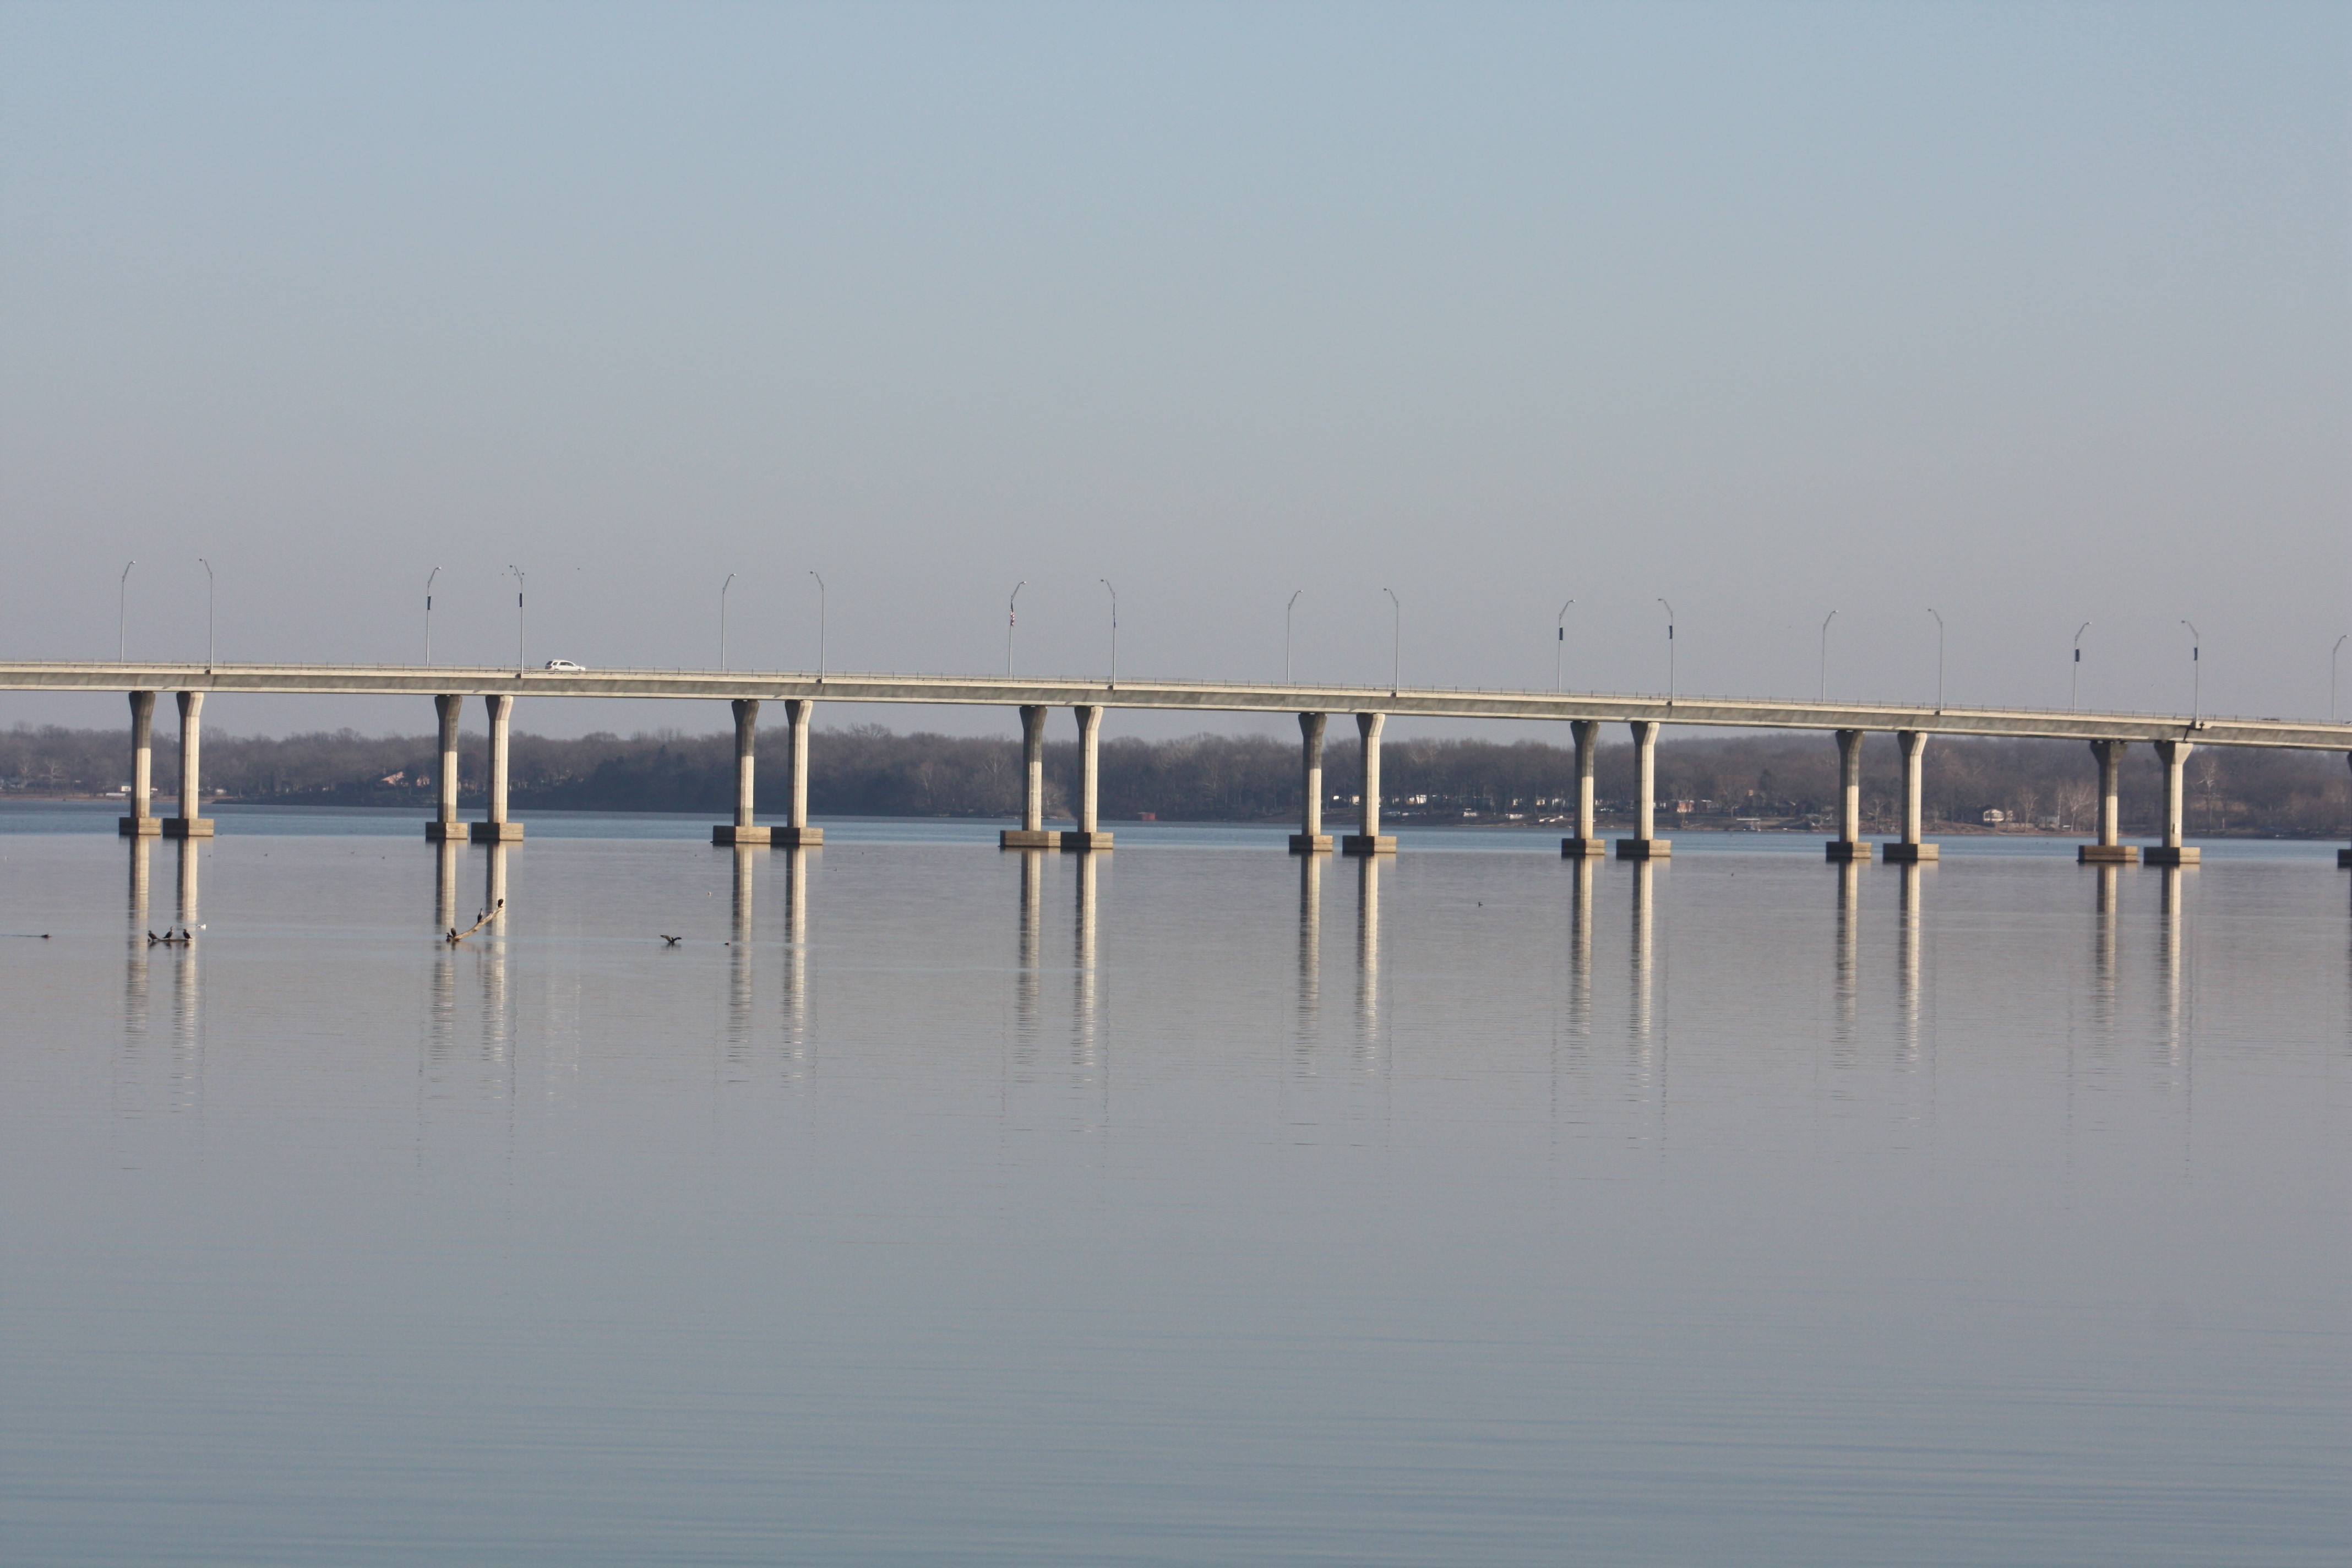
[1982,808,2007,825]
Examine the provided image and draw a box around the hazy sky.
[3,1,2345,742]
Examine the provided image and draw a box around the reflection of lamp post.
[1382,588,1400,693]
[1006,581,1023,676]
[2182,620,2201,720]
[1286,589,1302,683]
[424,567,439,665]
[1554,600,1573,693]
[1818,610,1836,703]
[810,571,827,676]
[2070,621,2091,711]
[2333,634,2347,722]
[118,560,135,661]
[1100,579,1117,684]
[720,572,735,670]
[1658,598,1676,703]
[507,565,526,668]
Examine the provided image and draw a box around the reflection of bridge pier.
[170,836,203,1113]
[727,845,756,1067]
[1072,851,1103,1079]
[1354,854,1382,1054]
[434,837,461,932]
[782,847,812,1057]
[1834,858,1860,1049]
[1628,859,1654,1044]
[1567,854,1594,1041]
[1014,848,1043,1047]
[1295,850,1322,1034]
[1895,861,1924,1060]
[2157,864,2188,1083]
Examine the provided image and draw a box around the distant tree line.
[3,720,2346,837]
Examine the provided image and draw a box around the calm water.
[3,805,2346,1565]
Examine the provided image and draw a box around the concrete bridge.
[6,660,2348,868]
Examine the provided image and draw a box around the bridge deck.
[3,661,2346,750]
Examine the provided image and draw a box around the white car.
[543,659,586,672]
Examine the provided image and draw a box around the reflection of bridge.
[10,660,2348,868]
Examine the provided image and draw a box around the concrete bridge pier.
[1290,712,1332,853]
[470,694,523,842]
[1560,719,1606,857]
[425,695,465,841]
[1001,705,1055,848]
[119,691,160,836]
[1615,721,1669,859]
[712,699,773,845]
[1060,705,1113,852]
[777,699,824,847]
[1825,728,1873,861]
[162,692,214,837]
[1342,712,1396,855]
[1882,730,1938,863]
[2145,740,2199,865]
[2079,739,2136,863]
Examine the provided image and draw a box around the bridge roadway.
[8,661,2347,865]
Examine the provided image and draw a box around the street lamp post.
[118,560,134,661]
[424,567,439,665]
[1818,610,1835,703]
[2182,620,2201,720]
[1383,588,1400,693]
[720,572,735,671]
[1100,579,1117,684]
[810,571,827,676]
[1286,589,1302,683]
[508,565,527,669]
[1928,607,1945,711]
[1658,598,1676,703]
[1006,581,1024,676]
[2070,622,2092,711]
[199,558,214,668]
[1555,600,1573,693]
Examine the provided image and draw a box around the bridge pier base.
[2078,739,2135,863]
[1882,730,1937,863]
[425,694,466,841]
[469,693,522,843]
[2144,740,2198,865]
[1001,705,1053,848]
[119,690,161,836]
[1342,712,1395,855]
[1291,712,1331,853]
[1613,720,1669,860]
[1060,705,1111,852]
[1561,719,1607,858]
[164,691,214,837]
[1825,728,1871,861]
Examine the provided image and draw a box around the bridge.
[6,660,2348,868]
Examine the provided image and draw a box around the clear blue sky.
[3,2,2344,739]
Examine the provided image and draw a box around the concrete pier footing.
[1291,713,1330,853]
[1061,705,1108,852]
[165,692,213,838]
[1002,705,1050,849]
[1825,840,1874,862]
[2339,847,2351,868]
[711,825,772,846]
[1882,842,1939,863]
[474,693,523,842]
[1559,837,1607,858]
[2078,843,2138,864]
[424,820,466,842]
[1614,720,1668,861]
[1346,712,1393,854]
[120,816,162,836]
[2144,846,2199,866]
